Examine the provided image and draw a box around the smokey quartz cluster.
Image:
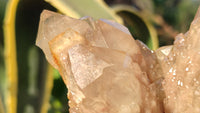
[36,7,200,113]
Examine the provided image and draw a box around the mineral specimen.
[36,7,200,113]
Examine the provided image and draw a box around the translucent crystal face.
[36,7,200,113]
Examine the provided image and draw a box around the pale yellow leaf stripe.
[3,0,19,113]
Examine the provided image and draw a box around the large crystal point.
[36,10,163,113]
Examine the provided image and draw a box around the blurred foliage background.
[0,0,200,113]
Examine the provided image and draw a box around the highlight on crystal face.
[36,7,200,113]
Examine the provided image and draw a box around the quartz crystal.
[36,7,200,113]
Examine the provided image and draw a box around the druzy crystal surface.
[157,7,200,113]
[36,7,200,113]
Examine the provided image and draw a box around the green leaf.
[40,65,54,113]
[45,0,122,23]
